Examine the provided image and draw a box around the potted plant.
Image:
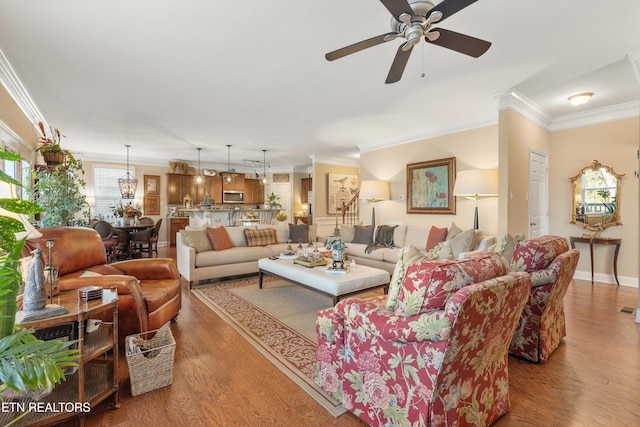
[0,149,79,410]
[35,122,77,167]
[30,160,87,228]
[266,192,281,209]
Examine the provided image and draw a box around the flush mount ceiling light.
[118,144,138,199]
[568,92,593,106]
[195,148,203,184]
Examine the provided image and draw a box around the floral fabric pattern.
[508,235,580,363]
[396,252,508,316]
[315,272,531,427]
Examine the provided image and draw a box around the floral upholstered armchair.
[508,235,580,363]
[316,251,531,426]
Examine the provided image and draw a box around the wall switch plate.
[399,194,406,201]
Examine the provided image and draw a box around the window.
[93,165,136,219]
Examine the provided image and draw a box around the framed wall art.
[144,195,160,215]
[144,175,160,195]
[406,157,456,214]
[327,173,359,214]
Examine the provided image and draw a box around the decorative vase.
[24,249,47,312]
[42,150,65,166]
[331,249,345,269]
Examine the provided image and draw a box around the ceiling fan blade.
[426,28,491,58]
[429,0,478,22]
[326,33,395,61]
[379,0,415,21]
[385,45,413,84]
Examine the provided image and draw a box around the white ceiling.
[1,0,639,173]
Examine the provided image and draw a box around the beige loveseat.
[332,223,495,274]
[177,223,316,287]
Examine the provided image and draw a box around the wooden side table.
[570,236,621,285]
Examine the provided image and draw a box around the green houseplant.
[36,122,76,166]
[31,160,87,228]
[266,192,281,209]
[0,149,78,410]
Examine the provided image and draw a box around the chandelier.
[226,145,233,183]
[262,149,268,184]
[118,144,138,199]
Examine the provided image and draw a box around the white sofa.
[330,224,495,274]
[177,223,316,287]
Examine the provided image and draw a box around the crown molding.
[494,89,553,129]
[0,48,45,128]
[309,154,360,168]
[358,112,497,154]
[550,100,640,131]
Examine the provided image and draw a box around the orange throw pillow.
[426,225,448,251]
[206,226,234,251]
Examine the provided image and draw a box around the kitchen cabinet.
[301,177,312,204]
[244,179,264,205]
[222,173,244,191]
[1,289,119,426]
[167,174,223,206]
[169,217,189,246]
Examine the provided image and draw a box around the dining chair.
[149,218,163,257]
[138,216,154,226]
[130,227,153,258]
[92,220,116,261]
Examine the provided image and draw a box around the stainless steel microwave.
[222,190,244,203]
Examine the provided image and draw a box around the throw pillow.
[244,228,278,247]
[426,225,448,251]
[288,223,309,243]
[339,224,356,243]
[446,222,463,240]
[352,225,375,244]
[449,228,475,257]
[425,240,454,260]
[180,229,213,253]
[386,246,426,312]
[206,227,234,251]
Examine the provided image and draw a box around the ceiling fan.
[326,0,491,84]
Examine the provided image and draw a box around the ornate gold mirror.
[570,160,624,231]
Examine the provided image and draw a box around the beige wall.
[549,118,639,285]
[500,110,551,236]
[360,125,500,237]
[311,162,359,219]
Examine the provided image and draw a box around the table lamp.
[453,170,498,230]
[359,180,390,227]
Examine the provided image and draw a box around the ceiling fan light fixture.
[568,92,593,106]
[118,144,138,199]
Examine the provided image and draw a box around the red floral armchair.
[316,252,531,426]
[508,235,580,362]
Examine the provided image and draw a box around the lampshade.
[453,170,498,198]
[359,180,390,202]
[0,181,42,240]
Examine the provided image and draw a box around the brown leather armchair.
[23,226,181,343]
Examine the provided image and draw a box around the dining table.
[113,224,154,259]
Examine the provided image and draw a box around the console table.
[570,236,621,285]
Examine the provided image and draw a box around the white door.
[270,182,292,221]
[529,149,549,238]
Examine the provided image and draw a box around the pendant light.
[262,149,268,184]
[195,148,203,184]
[226,145,233,183]
[118,144,138,199]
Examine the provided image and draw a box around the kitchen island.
[178,207,280,228]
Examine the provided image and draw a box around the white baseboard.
[573,269,638,288]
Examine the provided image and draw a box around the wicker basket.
[125,326,176,396]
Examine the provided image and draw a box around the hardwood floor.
[78,247,639,427]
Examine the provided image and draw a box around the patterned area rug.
[192,276,347,417]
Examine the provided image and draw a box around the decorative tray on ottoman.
[293,257,328,268]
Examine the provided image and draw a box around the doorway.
[528,149,549,238]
